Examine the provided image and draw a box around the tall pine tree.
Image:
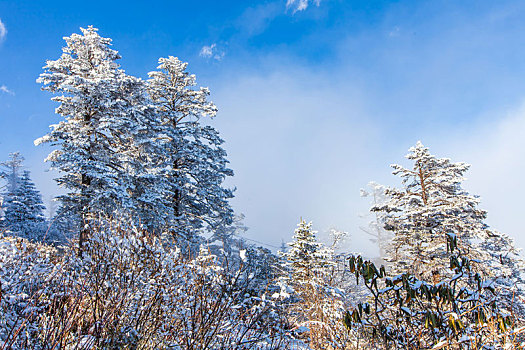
[36,27,167,249]
[147,56,234,244]
[374,142,490,280]
[36,26,125,252]
[374,142,525,312]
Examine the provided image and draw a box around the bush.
[1,218,289,349]
[345,252,525,349]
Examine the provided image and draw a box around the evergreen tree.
[37,27,237,252]
[360,181,392,261]
[0,152,24,194]
[146,56,234,243]
[36,26,166,249]
[279,220,350,348]
[374,142,525,313]
[285,220,331,284]
[36,26,124,251]
[3,170,46,241]
[374,142,492,280]
[0,152,25,223]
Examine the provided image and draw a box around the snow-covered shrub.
[345,249,525,349]
[0,234,58,349]
[1,217,288,349]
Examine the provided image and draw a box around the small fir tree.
[0,152,25,224]
[279,220,351,349]
[3,170,47,241]
[0,152,24,194]
[285,220,330,284]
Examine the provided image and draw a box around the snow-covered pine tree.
[3,170,47,241]
[0,152,25,223]
[285,220,331,284]
[147,56,234,244]
[374,142,525,311]
[36,26,125,252]
[36,26,170,250]
[360,181,392,262]
[373,142,491,280]
[280,220,350,348]
[0,152,24,194]
[37,27,236,252]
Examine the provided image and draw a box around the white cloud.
[211,66,384,256]
[0,85,13,95]
[0,18,6,42]
[286,0,321,13]
[200,44,214,58]
[199,43,225,61]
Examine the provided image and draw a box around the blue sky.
[1,0,525,254]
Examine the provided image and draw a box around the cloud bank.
[210,66,386,256]
[206,45,525,256]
